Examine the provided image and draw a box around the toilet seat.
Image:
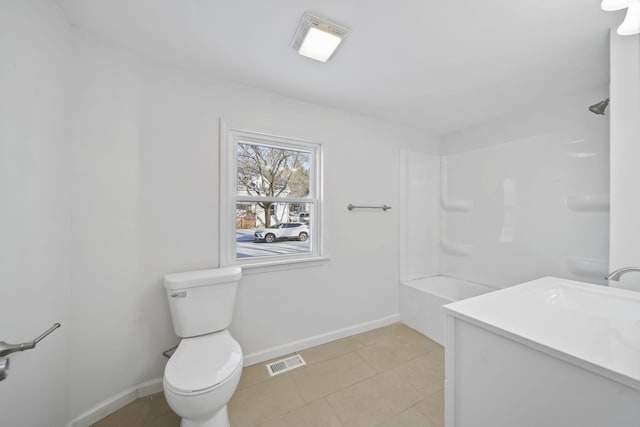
[164,330,243,395]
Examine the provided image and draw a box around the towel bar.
[347,204,391,211]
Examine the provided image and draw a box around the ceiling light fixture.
[291,13,350,62]
[601,0,640,35]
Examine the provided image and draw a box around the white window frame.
[219,120,324,268]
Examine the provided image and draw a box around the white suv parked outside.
[254,222,309,243]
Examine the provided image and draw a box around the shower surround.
[401,111,610,289]
[440,120,609,288]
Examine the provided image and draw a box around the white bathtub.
[400,275,494,345]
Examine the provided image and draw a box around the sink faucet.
[605,267,640,281]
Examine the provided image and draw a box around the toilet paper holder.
[0,323,61,382]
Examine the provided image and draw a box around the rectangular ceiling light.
[291,13,350,63]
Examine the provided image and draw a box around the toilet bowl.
[164,330,243,427]
[162,267,243,427]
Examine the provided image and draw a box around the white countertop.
[444,276,640,391]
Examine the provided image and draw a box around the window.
[220,122,323,266]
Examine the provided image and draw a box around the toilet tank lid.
[164,266,242,290]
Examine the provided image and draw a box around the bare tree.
[237,143,309,227]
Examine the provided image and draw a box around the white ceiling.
[56,0,621,135]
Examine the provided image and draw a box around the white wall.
[399,150,441,281]
[66,31,440,420]
[440,87,610,288]
[68,32,144,417]
[609,31,640,291]
[0,1,72,426]
[442,86,611,156]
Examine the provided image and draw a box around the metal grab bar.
[0,323,61,358]
[347,204,392,211]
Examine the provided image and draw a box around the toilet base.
[181,405,229,427]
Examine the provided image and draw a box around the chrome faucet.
[605,267,640,281]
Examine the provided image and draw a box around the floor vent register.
[266,354,306,376]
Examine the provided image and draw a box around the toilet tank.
[164,266,242,337]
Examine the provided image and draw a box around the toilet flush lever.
[0,323,61,358]
[171,291,187,298]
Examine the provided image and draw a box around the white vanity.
[443,277,640,427]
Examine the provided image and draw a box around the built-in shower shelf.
[440,198,473,212]
[566,256,608,281]
[565,194,610,212]
[441,241,473,256]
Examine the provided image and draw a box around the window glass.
[235,204,313,258]
[237,143,310,199]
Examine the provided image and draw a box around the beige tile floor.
[92,323,445,427]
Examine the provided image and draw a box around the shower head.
[589,98,610,115]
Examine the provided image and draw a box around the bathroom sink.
[444,276,640,390]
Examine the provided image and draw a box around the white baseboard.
[66,313,400,426]
[242,313,400,366]
[66,378,163,427]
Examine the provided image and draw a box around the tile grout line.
[317,335,444,401]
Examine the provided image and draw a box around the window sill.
[238,256,330,275]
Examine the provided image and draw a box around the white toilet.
[162,266,243,427]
